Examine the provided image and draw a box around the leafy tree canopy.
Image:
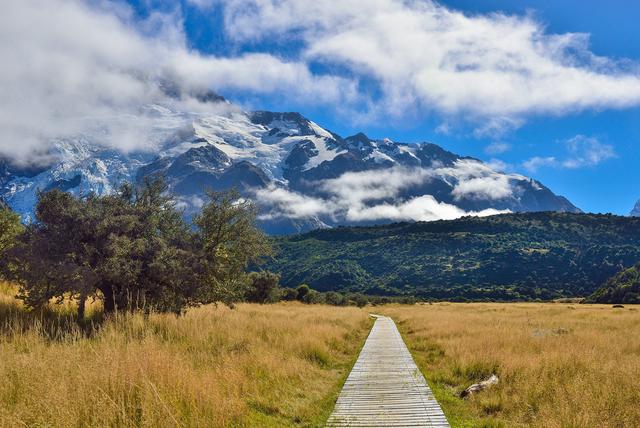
[8,181,270,317]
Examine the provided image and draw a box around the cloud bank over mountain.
[255,166,508,223]
[0,0,357,164]
[2,0,640,165]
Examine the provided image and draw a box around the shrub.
[325,291,347,306]
[295,284,310,301]
[349,294,369,308]
[302,289,324,305]
[280,288,298,301]
[0,207,23,278]
[245,271,280,304]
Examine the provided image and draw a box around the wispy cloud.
[522,157,558,173]
[220,0,640,125]
[256,162,515,223]
[3,0,638,165]
[0,0,360,164]
[522,135,615,172]
[485,142,511,155]
[561,135,616,169]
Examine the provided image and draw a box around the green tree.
[245,271,280,304]
[302,289,323,304]
[296,284,310,302]
[193,190,272,305]
[10,180,199,318]
[9,183,272,318]
[350,293,369,308]
[0,206,23,277]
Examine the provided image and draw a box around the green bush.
[280,288,298,301]
[324,291,347,306]
[295,284,310,302]
[245,271,280,304]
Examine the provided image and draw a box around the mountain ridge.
[0,100,580,234]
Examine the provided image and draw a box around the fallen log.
[460,374,499,398]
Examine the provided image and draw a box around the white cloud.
[3,0,636,166]
[451,176,513,201]
[319,167,434,203]
[255,162,515,222]
[522,156,558,172]
[487,158,510,172]
[522,135,615,172]
[185,0,216,9]
[221,0,640,124]
[436,160,517,201]
[485,142,511,155]
[344,195,506,222]
[255,185,339,220]
[561,135,616,168]
[0,0,360,164]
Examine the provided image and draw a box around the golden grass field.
[380,303,640,428]
[2,281,640,428]
[0,282,371,427]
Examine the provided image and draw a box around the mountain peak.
[631,200,640,217]
[345,132,370,144]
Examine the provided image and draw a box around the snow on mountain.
[631,200,640,217]
[0,101,581,234]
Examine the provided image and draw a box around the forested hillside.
[269,212,640,301]
[587,262,640,303]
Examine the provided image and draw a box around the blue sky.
[2,0,638,215]
[119,0,640,215]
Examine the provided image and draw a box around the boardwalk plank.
[326,316,449,428]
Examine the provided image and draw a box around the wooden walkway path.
[326,315,449,427]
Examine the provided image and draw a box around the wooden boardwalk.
[326,315,449,427]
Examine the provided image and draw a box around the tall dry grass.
[380,303,640,428]
[0,283,371,427]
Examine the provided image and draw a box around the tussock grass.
[380,303,640,427]
[0,283,371,427]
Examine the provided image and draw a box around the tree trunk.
[77,292,87,321]
[101,284,115,315]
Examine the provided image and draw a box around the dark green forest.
[269,212,640,301]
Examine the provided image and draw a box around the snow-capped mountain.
[0,100,580,234]
[631,200,640,217]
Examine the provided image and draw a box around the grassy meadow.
[0,282,371,427]
[380,303,640,428]
[2,281,640,428]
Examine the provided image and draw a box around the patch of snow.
[365,149,396,164]
[303,137,347,170]
[309,121,334,139]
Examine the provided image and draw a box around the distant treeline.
[269,212,640,301]
[244,271,417,306]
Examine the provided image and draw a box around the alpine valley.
[0,95,580,235]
